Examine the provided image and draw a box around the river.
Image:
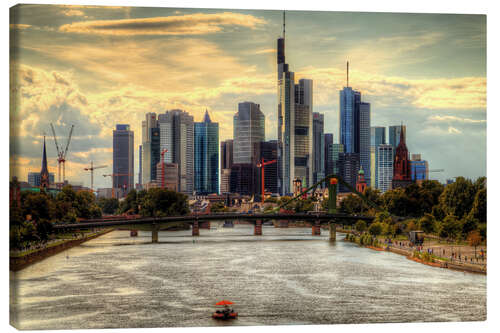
[9,224,486,329]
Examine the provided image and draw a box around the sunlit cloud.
[448,126,462,134]
[59,12,267,36]
[10,24,31,30]
[62,9,85,17]
[429,115,486,123]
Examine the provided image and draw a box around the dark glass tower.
[312,112,325,185]
[113,124,134,194]
[194,110,219,195]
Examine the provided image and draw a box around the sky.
[9,4,486,189]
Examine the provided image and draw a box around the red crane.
[83,161,107,192]
[50,123,74,186]
[160,149,168,188]
[256,159,277,203]
[103,173,133,198]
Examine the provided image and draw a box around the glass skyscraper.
[113,124,134,194]
[370,126,386,189]
[234,102,265,164]
[194,111,219,195]
[359,102,371,187]
[312,112,325,185]
[339,87,361,154]
[142,127,160,185]
[324,133,333,176]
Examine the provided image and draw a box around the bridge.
[52,212,375,243]
[52,174,393,243]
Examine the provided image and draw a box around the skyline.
[10,4,486,189]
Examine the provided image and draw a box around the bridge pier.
[152,229,158,243]
[192,220,200,236]
[329,223,336,241]
[312,221,321,236]
[254,220,262,236]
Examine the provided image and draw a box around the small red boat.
[212,300,238,320]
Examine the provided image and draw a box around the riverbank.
[341,231,486,275]
[10,228,114,272]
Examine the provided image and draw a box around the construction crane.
[103,173,133,198]
[50,123,74,185]
[83,161,107,192]
[256,159,277,203]
[160,149,168,188]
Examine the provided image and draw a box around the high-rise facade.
[359,102,371,187]
[276,13,313,195]
[410,154,429,182]
[194,111,219,195]
[138,145,142,186]
[293,79,313,188]
[324,133,334,176]
[28,172,54,187]
[232,102,265,196]
[157,110,194,194]
[332,143,344,176]
[377,144,394,193]
[370,126,386,188]
[220,139,234,170]
[312,112,325,185]
[142,127,160,185]
[339,86,361,154]
[338,152,360,192]
[389,125,406,158]
[141,113,157,186]
[260,140,279,195]
[113,124,134,194]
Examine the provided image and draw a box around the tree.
[461,213,479,238]
[467,230,482,258]
[368,222,383,237]
[439,177,476,219]
[355,220,367,233]
[340,194,364,214]
[419,214,436,234]
[439,215,461,240]
[374,211,392,224]
[98,197,119,215]
[382,188,411,217]
[470,187,486,223]
[140,188,189,217]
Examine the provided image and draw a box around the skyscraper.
[260,140,279,195]
[377,144,394,193]
[324,133,333,176]
[359,102,371,187]
[113,124,134,195]
[294,79,313,188]
[194,110,219,195]
[338,152,360,192]
[339,86,361,154]
[277,12,313,195]
[138,145,142,187]
[157,110,194,194]
[232,102,265,196]
[332,143,344,175]
[141,113,157,186]
[220,139,233,170]
[410,154,429,183]
[312,112,325,185]
[142,127,160,185]
[370,126,386,189]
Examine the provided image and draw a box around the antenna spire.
[347,61,349,87]
[283,10,286,39]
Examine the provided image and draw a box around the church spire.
[40,135,50,190]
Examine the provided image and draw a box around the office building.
[377,144,394,193]
[410,154,429,182]
[370,126,386,188]
[260,140,279,195]
[359,102,371,187]
[332,143,344,175]
[276,13,313,195]
[234,102,265,165]
[194,110,219,195]
[230,164,259,195]
[142,127,160,185]
[138,145,142,186]
[324,133,334,176]
[113,124,134,195]
[220,168,231,194]
[157,110,194,194]
[389,125,406,158]
[141,113,157,186]
[338,152,360,192]
[221,139,234,170]
[28,172,55,187]
[156,162,179,191]
[312,112,325,185]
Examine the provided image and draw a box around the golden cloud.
[10,24,31,30]
[59,12,266,36]
[62,9,85,17]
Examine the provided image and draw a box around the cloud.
[429,115,486,123]
[254,48,275,55]
[448,126,462,134]
[62,9,85,17]
[58,12,267,36]
[10,24,31,30]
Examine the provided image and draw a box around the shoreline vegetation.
[10,228,114,272]
[342,231,486,275]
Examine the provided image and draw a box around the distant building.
[194,110,219,195]
[39,136,50,190]
[230,164,258,196]
[96,188,113,199]
[370,126,386,189]
[28,172,55,187]
[324,133,334,176]
[312,112,325,185]
[389,125,406,159]
[138,145,142,186]
[293,79,313,189]
[359,102,371,187]
[142,127,160,184]
[220,168,231,194]
[338,152,360,192]
[221,139,234,170]
[377,144,394,193]
[113,124,134,196]
[332,144,344,176]
[410,154,429,182]
[158,110,194,194]
[141,113,157,185]
[260,140,279,195]
[356,166,367,193]
[156,162,179,191]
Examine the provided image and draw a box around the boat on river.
[212,300,238,320]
